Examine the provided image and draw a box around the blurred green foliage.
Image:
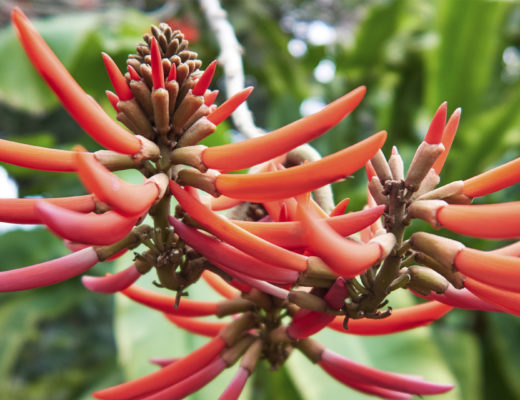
[0,0,519,399]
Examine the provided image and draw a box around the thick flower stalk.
[1,8,519,399]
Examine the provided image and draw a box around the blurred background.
[0,0,519,399]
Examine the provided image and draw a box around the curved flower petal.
[233,205,384,249]
[207,87,254,126]
[328,301,452,335]
[81,264,141,293]
[75,152,159,216]
[120,285,219,316]
[464,278,520,316]
[437,201,520,239]
[202,86,367,172]
[35,201,139,245]
[201,270,240,299]
[11,8,141,154]
[455,248,520,292]
[299,205,385,278]
[432,108,461,174]
[0,247,98,292]
[0,195,95,224]
[463,156,520,198]
[93,336,226,400]
[170,181,308,272]
[214,130,387,202]
[0,139,77,172]
[320,349,453,395]
[170,218,298,283]
[164,314,228,337]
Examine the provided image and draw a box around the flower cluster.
[1,8,520,400]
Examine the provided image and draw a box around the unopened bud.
[371,149,393,183]
[368,176,387,206]
[369,233,396,260]
[170,145,208,172]
[408,199,447,228]
[389,146,404,181]
[177,168,220,197]
[417,180,464,201]
[406,265,449,295]
[410,232,465,270]
[177,117,216,147]
[405,142,444,191]
[412,169,440,199]
[288,290,327,312]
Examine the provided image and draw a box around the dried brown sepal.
[221,335,256,366]
[216,298,256,317]
[173,92,204,135]
[152,88,170,135]
[368,176,387,206]
[296,338,324,363]
[406,265,449,295]
[405,142,444,191]
[177,117,216,147]
[417,180,464,201]
[407,199,447,228]
[371,149,393,183]
[129,80,154,116]
[117,99,154,139]
[389,146,404,181]
[176,168,220,197]
[288,290,328,313]
[170,145,208,172]
[414,252,465,289]
[410,232,464,270]
[219,312,256,346]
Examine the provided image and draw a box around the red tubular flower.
[164,314,228,337]
[437,201,520,239]
[424,102,447,144]
[455,248,520,292]
[432,108,461,174]
[329,197,350,217]
[0,247,99,292]
[233,205,384,249]
[202,86,366,171]
[192,60,217,96]
[169,218,298,283]
[75,151,161,216]
[82,264,141,293]
[102,52,134,101]
[421,286,500,312]
[319,348,453,395]
[464,278,520,316]
[93,335,226,400]
[142,357,227,400]
[170,181,308,272]
[11,8,141,154]
[463,156,520,198]
[214,261,290,299]
[201,270,240,299]
[150,37,165,90]
[218,367,250,400]
[0,195,95,224]
[214,130,387,202]
[298,205,392,278]
[287,277,348,339]
[328,301,452,335]
[120,285,219,316]
[0,139,77,172]
[207,87,254,125]
[204,89,219,106]
[35,201,139,245]
[321,363,412,400]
